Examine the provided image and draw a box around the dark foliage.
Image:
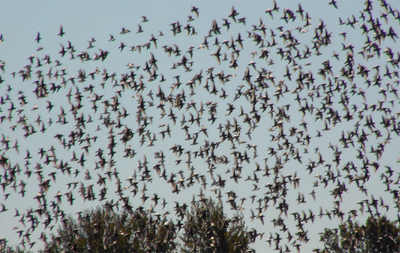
[180,198,253,253]
[44,206,176,253]
[316,216,400,253]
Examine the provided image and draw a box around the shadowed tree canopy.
[0,239,25,253]
[180,198,254,253]
[44,205,177,253]
[2,199,255,252]
[315,216,400,253]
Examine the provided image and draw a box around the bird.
[35,32,41,43]
[141,16,149,22]
[137,24,144,33]
[191,6,199,18]
[57,25,65,37]
[211,46,222,64]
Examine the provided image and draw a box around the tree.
[179,198,254,253]
[42,199,254,252]
[316,216,400,253]
[0,238,27,253]
[44,205,177,253]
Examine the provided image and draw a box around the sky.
[0,0,399,252]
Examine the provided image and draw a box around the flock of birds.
[0,0,399,252]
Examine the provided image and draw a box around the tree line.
[1,199,399,252]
